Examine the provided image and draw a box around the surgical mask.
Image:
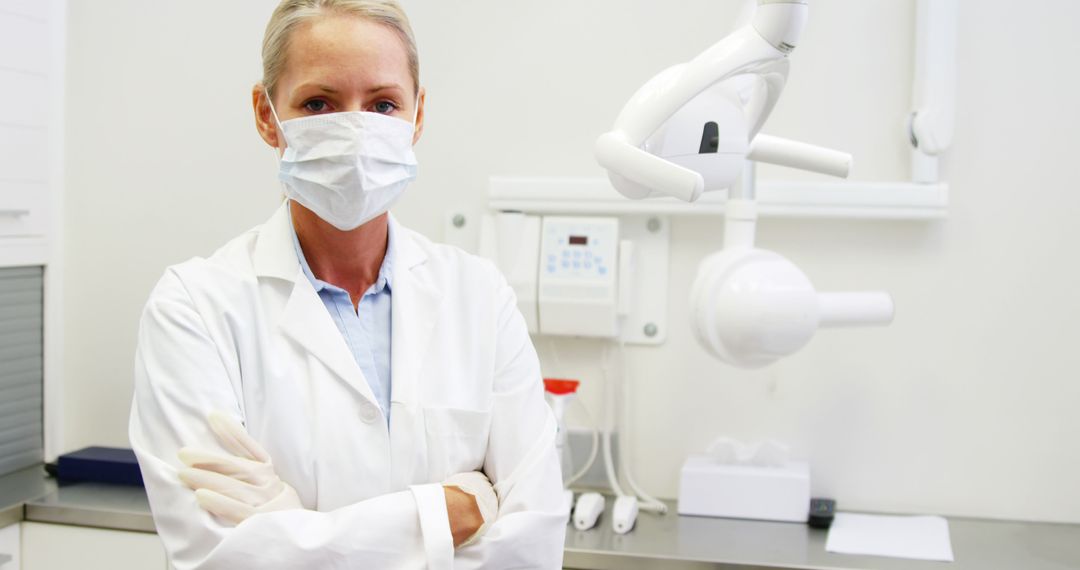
[266,90,419,231]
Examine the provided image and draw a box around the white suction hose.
[600,344,628,498]
[616,340,668,514]
[564,397,600,488]
[565,339,667,513]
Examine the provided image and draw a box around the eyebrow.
[295,83,339,95]
[365,83,405,94]
[294,83,405,96]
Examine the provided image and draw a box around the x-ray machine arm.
[596,0,895,368]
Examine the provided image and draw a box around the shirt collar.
[287,202,395,296]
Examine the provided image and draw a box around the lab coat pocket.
[423,407,491,480]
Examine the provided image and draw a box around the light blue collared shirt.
[289,209,394,426]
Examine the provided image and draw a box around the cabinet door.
[21,523,166,570]
[0,523,19,569]
[0,7,51,242]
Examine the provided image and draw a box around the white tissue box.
[677,455,810,522]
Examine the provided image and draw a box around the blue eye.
[303,99,328,113]
[374,101,398,114]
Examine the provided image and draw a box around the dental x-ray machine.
[587,0,896,530]
[596,0,894,368]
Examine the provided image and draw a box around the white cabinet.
[0,182,48,240]
[21,522,167,570]
[0,0,65,464]
[0,523,19,570]
[0,0,61,268]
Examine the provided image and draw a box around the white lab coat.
[129,204,566,569]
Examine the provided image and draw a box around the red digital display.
[569,236,588,246]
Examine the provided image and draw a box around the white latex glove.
[443,471,499,547]
[178,411,303,525]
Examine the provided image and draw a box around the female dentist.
[128,1,566,568]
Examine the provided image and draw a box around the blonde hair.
[261,0,420,97]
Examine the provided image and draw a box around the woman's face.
[253,14,424,150]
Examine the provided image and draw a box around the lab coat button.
[359,403,379,423]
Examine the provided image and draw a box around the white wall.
[63,0,1080,523]
[63,1,282,450]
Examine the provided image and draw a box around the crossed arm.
[173,410,492,547]
[129,270,566,569]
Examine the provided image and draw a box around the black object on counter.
[808,498,836,529]
[56,447,144,487]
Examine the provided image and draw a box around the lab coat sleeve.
[454,275,567,569]
[129,269,454,570]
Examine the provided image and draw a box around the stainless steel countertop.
[0,466,54,529]
[0,466,155,533]
[2,466,1079,569]
[564,504,1080,569]
[24,480,157,533]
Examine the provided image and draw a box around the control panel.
[538,216,619,337]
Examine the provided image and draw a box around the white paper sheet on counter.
[825,513,955,562]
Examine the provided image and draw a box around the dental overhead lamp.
[596,0,894,368]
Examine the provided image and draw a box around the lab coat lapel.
[254,203,379,407]
[389,218,443,488]
[278,278,380,405]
